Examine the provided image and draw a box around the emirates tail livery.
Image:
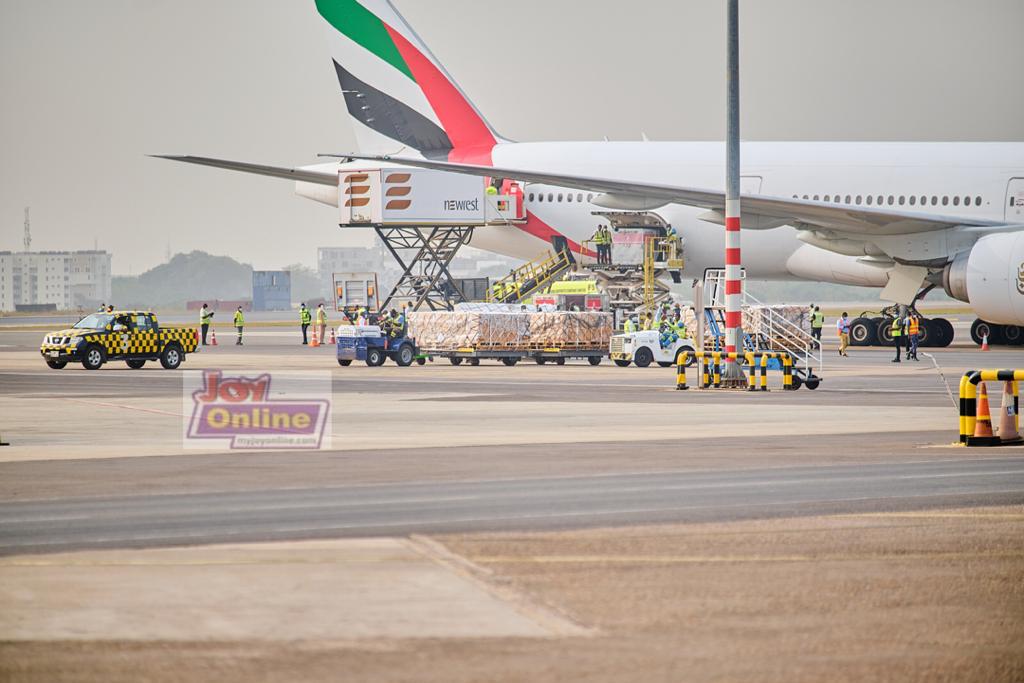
[159,0,1024,334]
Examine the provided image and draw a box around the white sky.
[2,0,1022,275]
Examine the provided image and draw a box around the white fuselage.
[299,141,1024,289]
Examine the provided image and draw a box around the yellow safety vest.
[890,318,902,337]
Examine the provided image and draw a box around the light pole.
[723,0,746,383]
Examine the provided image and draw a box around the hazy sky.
[2,0,1022,275]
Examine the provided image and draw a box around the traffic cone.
[310,326,320,347]
[329,327,336,345]
[998,381,1021,443]
[980,333,989,351]
[211,329,218,346]
[971,382,997,445]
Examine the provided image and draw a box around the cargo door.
[1006,178,1024,222]
[339,170,382,225]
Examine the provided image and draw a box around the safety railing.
[485,249,573,304]
[958,369,1023,446]
[676,350,795,391]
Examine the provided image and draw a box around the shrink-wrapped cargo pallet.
[408,311,612,351]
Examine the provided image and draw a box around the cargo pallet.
[423,347,607,367]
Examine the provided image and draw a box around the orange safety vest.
[908,317,920,335]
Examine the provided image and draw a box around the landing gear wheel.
[159,344,182,370]
[877,318,896,346]
[633,347,654,368]
[81,345,106,370]
[915,321,930,347]
[931,318,954,347]
[45,359,67,369]
[1003,324,1023,345]
[849,318,877,346]
[395,344,415,367]
[502,357,519,366]
[366,347,386,367]
[587,356,602,366]
[449,357,463,366]
[555,358,566,366]
[338,359,353,366]
[126,359,146,369]
[971,319,1002,346]
[614,359,631,367]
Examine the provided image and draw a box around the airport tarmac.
[0,323,1022,681]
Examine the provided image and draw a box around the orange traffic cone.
[980,333,989,351]
[998,381,1021,443]
[310,326,320,347]
[210,329,218,346]
[329,327,336,344]
[971,382,998,445]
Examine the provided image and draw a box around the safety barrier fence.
[958,369,1022,446]
[676,351,794,391]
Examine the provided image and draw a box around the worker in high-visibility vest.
[199,303,214,346]
[316,304,328,346]
[623,316,636,334]
[890,315,904,363]
[233,306,245,346]
[299,303,312,345]
[906,313,920,361]
[641,313,654,331]
[810,306,825,349]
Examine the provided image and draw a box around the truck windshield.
[73,314,114,330]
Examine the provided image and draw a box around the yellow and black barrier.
[676,351,795,391]
[958,369,1022,446]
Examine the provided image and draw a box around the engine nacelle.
[942,232,1024,325]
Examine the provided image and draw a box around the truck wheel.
[46,359,67,370]
[81,345,106,370]
[449,357,463,366]
[126,359,146,369]
[159,344,183,370]
[657,361,674,368]
[366,348,386,366]
[805,376,821,390]
[395,344,415,367]
[634,347,654,368]
[555,358,566,366]
[790,374,804,390]
[338,359,353,366]
[535,358,546,365]
[588,356,602,366]
[468,358,480,366]
[501,357,519,366]
[416,357,427,365]
[613,359,631,367]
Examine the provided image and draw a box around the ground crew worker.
[600,225,612,264]
[106,304,114,313]
[357,307,367,326]
[396,308,406,336]
[199,303,213,346]
[642,313,654,331]
[623,316,636,333]
[906,313,920,361]
[97,303,106,312]
[233,306,245,346]
[590,225,605,265]
[836,312,851,357]
[811,306,824,348]
[299,303,311,345]
[890,315,904,362]
[316,303,327,345]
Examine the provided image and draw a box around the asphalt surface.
[2,457,1022,555]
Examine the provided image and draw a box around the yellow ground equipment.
[485,249,573,304]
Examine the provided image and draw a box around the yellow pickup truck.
[40,310,199,370]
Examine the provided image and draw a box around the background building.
[252,270,292,311]
[0,250,111,312]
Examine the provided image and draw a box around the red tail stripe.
[385,25,496,162]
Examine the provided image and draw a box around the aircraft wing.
[326,153,1006,236]
[152,155,338,186]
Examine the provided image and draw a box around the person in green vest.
[316,303,328,345]
[299,303,311,345]
[199,303,214,346]
[233,306,244,346]
[623,316,636,333]
[890,314,904,363]
[810,306,825,349]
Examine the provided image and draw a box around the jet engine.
[941,231,1024,325]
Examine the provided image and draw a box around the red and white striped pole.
[723,0,745,380]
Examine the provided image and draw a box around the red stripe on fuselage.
[517,211,596,258]
[385,25,496,163]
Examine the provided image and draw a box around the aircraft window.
[556,194,562,202]
[953,196,960,206]
[855,195,862,204]
[793,195,798,199]
[845,195,851,204]
[909,196,916,206]
[975,196,982,206]
[567,194,573,203]
[548,193,554,202]
[877,195,884,205]
[802,195,809,200]
[577,193,583,202]
[587,194,594,202]
[931,196,938,205]
[813,195,820,201]
[866,196,873,205]
[528,193,535,202]
[921,196,927,205]
[824,195,831,202]
[538,194,544,202]
[887,196,894,205]
[898,196,905,205]
[942,196,949,206]
[963,195,970,206]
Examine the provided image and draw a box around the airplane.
[158,0,1024,347]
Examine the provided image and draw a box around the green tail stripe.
[316,0,414,82]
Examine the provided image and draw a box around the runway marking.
[468,551,1024,565]
[839,511,1024,520]
[60,397,183,418]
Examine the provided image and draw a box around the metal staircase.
[485,249,574,304]
[703,269,823,373]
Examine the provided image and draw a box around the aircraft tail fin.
[315,0,503,162]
